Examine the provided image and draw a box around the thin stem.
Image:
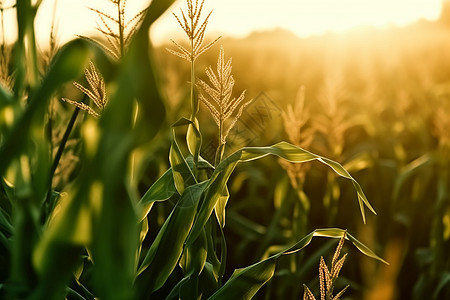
[29,26,39,89]
[189,23,199,176]
[0,7,6,81]
[117,0,124,57]
[217,223,227,287]
[48,0,58,58]
[214,73,224,166]
[189,11,198,122]
[41,96,86,222]
[214,143,222,167]
[1,7,5,55]
[190,48,196,120]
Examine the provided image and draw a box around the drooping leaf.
[393,153,434,201]
[187,142,376,247]
[208,228,387,300]
[284,228,388,265]
[138,168,177,221]
[208,255,278,300]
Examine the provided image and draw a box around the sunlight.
[0,0,443,46]
[151,0,442,44]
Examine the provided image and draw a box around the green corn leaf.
[170,118,199,194]
[208,228,387,300]
[392,153,434,201]
[31,11,169,294]
[170,139,191,194]
[205,221,222,276]
[33,188,94,270]
[179,228,208,300]
[180,227,208,276]
[84,1,176,297]
[187,142,376,247]
[141,0,177,29]
[343,152,374,173]
[284,228,388,264]
[136,181,208,297]
[0,39,91,175]
[187,117,202,168]
[0,230,10,256]
[138,168,177,221]
[136,155,212,222]
[166,276,191,300]
[346,232,389,265]
[214,186,229,228]
[15,0,39,93]
[2,39,91,299]
[190,155,215,171]
[0,207,13,236]
[198,263,220,298]
[0,85,12,106]
[318,156,375,221]
[11,198,41,297]
[208,256,278,300]
[65,287,88,300]
[29,243,84,300]
[0,178,14,209]
[112,0,177,145]
[434,272,450,299]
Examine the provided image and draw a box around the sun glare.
[0,0,443,46]
[151,0,442,44]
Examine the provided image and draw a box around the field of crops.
[1,0,449,299]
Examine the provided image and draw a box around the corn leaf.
[138,168,177,221]
[0,39,91,175]
[0,230,10,253]
[186,117,202,168]
[393,153,434,201]
[115,0,177,144]
[179,228,209,299]
[434,272,450,299]
[170,118,199,194]
[187,142,376,247]
[208,228,387,300]
[136,181,208,297]
[2,39,92,300]
[0,85,12,106]
[137,151,214,222]
[0,207,13,236]
[84,1,176,298]
[214,186,229,228]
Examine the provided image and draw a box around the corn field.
[0,0,449,299]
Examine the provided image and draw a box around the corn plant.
[391,96,450,300]
[303,233,349,300]
[0,0,386,299]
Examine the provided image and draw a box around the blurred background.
[152,1,450,299]
[2,0,450,299]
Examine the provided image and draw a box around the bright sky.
[0,0,443,47]
[152,0,442,44]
